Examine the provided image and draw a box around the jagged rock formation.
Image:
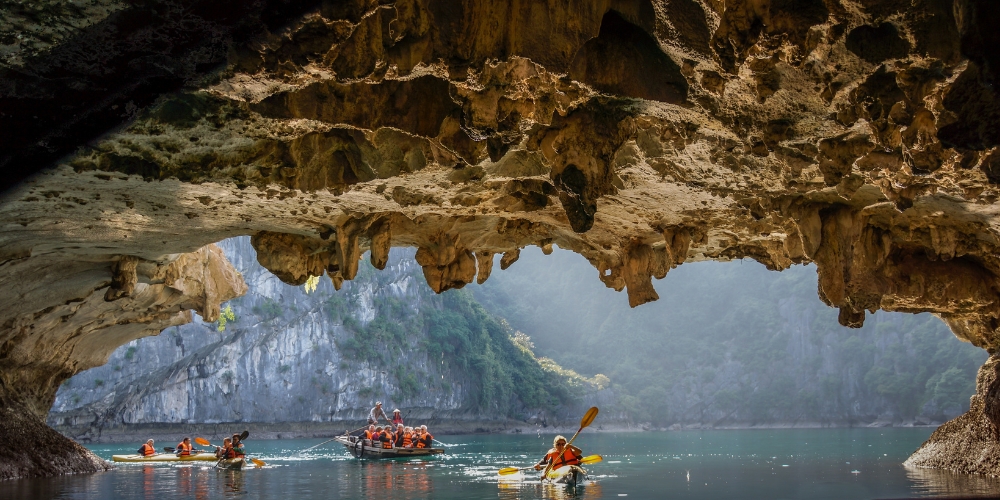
[0,243,245,479]
[2,0,1000,478]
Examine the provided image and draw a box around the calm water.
[4,429,1000,499]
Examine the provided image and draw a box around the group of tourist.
[134,434,246,459]
[363,401,435,449]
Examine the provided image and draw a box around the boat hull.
[334,436,444,458]
[215,458,245,470]
[111,453,218,462]
[545,465,586,486]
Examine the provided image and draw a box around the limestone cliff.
[47,237,608,442]
[2,0,1000,478]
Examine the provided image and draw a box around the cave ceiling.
[3,0,1000,414]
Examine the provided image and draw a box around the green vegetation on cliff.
[327,261,600,417]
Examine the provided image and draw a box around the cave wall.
[2,0,1000,478]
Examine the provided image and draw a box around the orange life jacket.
[177,442,192,456]
[416,433,432,448]
[544,448,581,470]
[140,443,155,456]
[381,432,394,449]
[402,432,413,447]
[365,430,374,440]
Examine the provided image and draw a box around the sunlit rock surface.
[2,0,1000,478]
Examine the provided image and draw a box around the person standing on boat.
[137,439,156,457]
[391,408,404,427]
[368,401,389,425]
[534,435,582,471]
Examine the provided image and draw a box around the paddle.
[498,454,603,476]
[163,447,175,453]
[541,407,598,481]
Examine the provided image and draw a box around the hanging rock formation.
[2,0,1000,478]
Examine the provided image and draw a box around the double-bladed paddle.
[540,407,598,481]
[498,454,603,476]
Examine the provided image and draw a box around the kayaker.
[176,437,194,457]
[534,435,582,471]
[215,437,232,459]
[415,425,433,449]
[137,439,155,457]
[391,409,404,427]
[368,401,389,425]
[231,434,245,458]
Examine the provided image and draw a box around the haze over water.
[4,429,1000,499]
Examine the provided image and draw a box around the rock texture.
[2,0,1000,478]
[0,244,245,479]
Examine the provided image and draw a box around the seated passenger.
[380,428,394,449]
[401,427,414,448]
[364,424,376,441]
[373,426,383,441]
[176,437,193,456]
[393,424,405,447]
[215,437,232,459]
[231,434,245,458]
[534,435,582,472]
[416,425,434,449]
[137,439,155,456]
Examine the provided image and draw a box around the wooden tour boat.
[333,435,444,458]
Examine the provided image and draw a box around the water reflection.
[497,476,603,500]
[905,465,1000,497]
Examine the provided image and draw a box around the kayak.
[545,465,587,486]
[334,435,444,458]
[111,452,218,462]
[215,457,245,470]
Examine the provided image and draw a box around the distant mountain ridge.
[470,247,987,428]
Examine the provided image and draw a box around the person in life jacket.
[364,424,376,441]
[391,409,404,427]
[534,435,582,471]
[373,426,384,442]
[175,437,194,456]
[137,439,155,456]
[380,428,394,449]
[215,438,232,459]
[231,434,245,458]
[393,424,406,447]
[400,427,414,448]
[415,425,434,448]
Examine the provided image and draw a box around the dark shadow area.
[569,10,688,104]
[846,23,911,64]
[0,0,325,194]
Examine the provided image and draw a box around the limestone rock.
[2,0,1000,478]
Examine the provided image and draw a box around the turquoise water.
[4,429,1000,499]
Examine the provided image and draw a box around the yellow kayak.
[112,452,218,462]
[545,465,587,486]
